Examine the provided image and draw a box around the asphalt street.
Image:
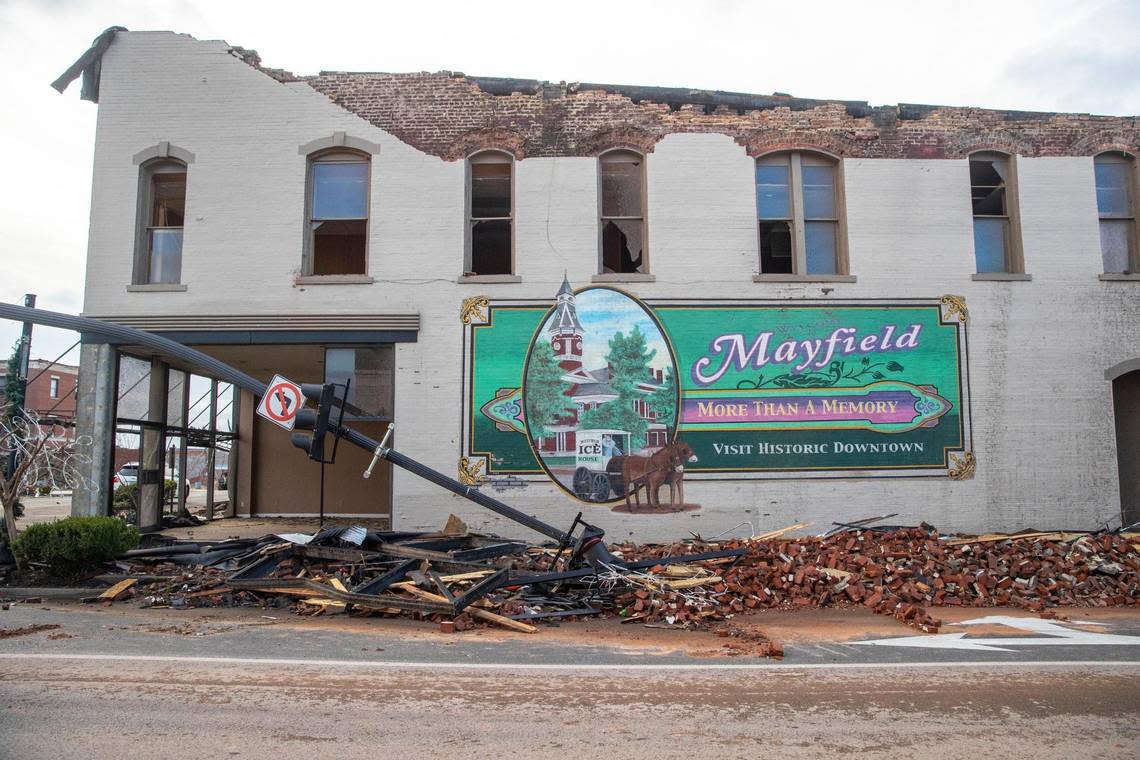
[1,603,1139,759]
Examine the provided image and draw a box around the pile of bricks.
[612,527,1140,632]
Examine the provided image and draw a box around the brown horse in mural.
[622,440,698,511]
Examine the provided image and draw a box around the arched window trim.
[968,149,1027,278]
[132,141,195,166]
[754,149,850,280]
[302,148,372,278]
[595,148,650,280]
[463,150,516,280]
[132,156,188,288]
[297,132,382,157]
[1093,151,1140,275]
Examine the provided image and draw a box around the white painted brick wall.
[82,32,1140,541]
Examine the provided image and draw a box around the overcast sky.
[0,0,1137,364]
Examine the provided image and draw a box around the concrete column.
[235,389,255,517]
[137,358,168,531]
[72,342,117,517]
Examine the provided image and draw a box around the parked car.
[112,462,140,487]
[113,463,189,500]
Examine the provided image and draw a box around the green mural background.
[465,299,969,477]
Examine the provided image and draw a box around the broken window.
[969,153,1012,273]
[757,153,841,275]
[140,161,186,284]
[1095,152,1138,274]
[308,151,369,276]
[969,152,1026,275]
[468,151,513,275]
[324,346,393,420]
[600,150,646,274]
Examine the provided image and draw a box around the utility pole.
[6,294,35,479]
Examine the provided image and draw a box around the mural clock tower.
[548,275,584,367]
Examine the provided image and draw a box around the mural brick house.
[535,277,667,457]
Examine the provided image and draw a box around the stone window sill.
[295,275,375,285]
[752,274,856,283]
[591,273,657,283]
[971,273,1032,281]
[126,283,188,292]
[456,274,522,284]
[1099,273,1140,281]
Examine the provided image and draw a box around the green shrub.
[12,517,140,576]
[113,483,139,510]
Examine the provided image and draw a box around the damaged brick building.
[61,28,1139,538]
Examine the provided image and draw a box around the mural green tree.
[647,365,677,430]
[524,340,575,438]
[580,325,655,448]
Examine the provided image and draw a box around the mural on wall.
[459,288,973,510]
[520,281,682,508]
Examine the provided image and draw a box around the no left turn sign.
[257,374,305,430]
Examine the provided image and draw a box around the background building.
[61,29,1140,538]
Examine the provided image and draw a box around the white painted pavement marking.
[1,653,1139,672]
[854,615,1140,652]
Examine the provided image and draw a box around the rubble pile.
[103,522,1139,638]
[608,527,1140,632]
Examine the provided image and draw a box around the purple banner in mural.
[682,390,920,425]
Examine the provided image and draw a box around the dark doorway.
[1113,369,1140,527]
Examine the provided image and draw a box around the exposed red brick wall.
[22,364,78,421]
[293,69,1140,161]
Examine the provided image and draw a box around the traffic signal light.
[290,383,335,462]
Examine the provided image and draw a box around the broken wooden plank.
[94,574,176,585]
[662,575,721,590]
[98,578,137,601]
[179,586,231,599]
[399,585,537,634]
[751,522,812,541]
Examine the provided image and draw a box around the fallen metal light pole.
[0,302,619,567]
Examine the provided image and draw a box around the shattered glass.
[601,219,644,273]
[759,221,793,273]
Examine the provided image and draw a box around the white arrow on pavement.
[854,615,1140,652]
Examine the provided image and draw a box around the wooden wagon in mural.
[571,428,632,502]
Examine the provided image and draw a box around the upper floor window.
[467,151,513,276]
[599,150,646,274]
[49,377,59,399]
[307,150,369,275]
[1095,152,1138,274]
[757,152,843,275]
[969,152,1024,274]
[138,160,186,284]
